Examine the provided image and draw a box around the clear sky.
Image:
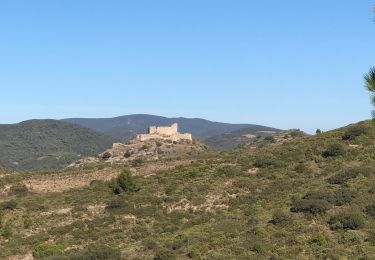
[0,1,374,132]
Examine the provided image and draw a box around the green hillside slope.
[0,120,115,170]
[1,121,375,258]
[204,125,283,149]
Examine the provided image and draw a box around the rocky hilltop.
[70,138,208,167]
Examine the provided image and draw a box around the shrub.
[264,136,276,143]
[24,218,33,229]
[10,183,28,196]
[0,221,12,238]
[32,243,64,259]
[322,143,346,158]
[342,230,364,244]
[309,232,328,246]
[112,168,139,194]
[365,204,375,217]
[367,230,375,245]
[302,189,356,207]
[254,154,282,168]
[294,163,312,174]
[105,197,130,214]
[303,190,335,204]
[144,239,158,250]
[328,213,364,230]
[154,247,177,260]
[333,188,356,206]
[1,200,17,210]
[124,150,132,158]
[327,168,359,184]
[101,152,112,159]
[291,198,330,215]
[89,180,104,187]
[131,158,144,167]
[68,244,121,259]
[290,129,305,138]
[342,125,370,140]
[270,211,290,225]
[215,165,242,177]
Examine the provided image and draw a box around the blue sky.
[0,1,374,132]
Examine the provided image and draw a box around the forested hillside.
[0,120,115,170]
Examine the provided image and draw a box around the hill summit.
[0,120,115,170]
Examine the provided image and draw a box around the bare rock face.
[69,138,207,167]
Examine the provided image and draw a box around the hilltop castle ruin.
[136,123,192,142]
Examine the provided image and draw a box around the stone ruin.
[136,123,192,142]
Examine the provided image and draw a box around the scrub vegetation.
[2,121,375,259]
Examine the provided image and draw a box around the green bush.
[290,129,305,138]
[328,213,364,230]
[327,168,359,184]
[124,150,132,158]
[101,152,111,159]
[131,158,144,167]
[254,154,282,168]
[10,183,28,196]
[32,243,64,259]
[68,244,121,259]
[342,124,370,140]
[309,232,328,246]
[1,200,17,210]
[154,247,177,260]
[294,163,312,174]
[264,136,276,143]
[0,221,12,238]
[215,165,242,177]
[105,197,131,214]
[112,168,139,194]
[333,188,356,206]
[367,230,375,245]
[342,230,364,244]
[322,143,346,158]
[365,204,375,217]
[144,239,158,250]
[291,198,330,215]
[89,180,104,187]
[270,211,291,225]
[302,189,356,207]
[303,190,335,204]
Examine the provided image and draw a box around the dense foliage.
[0,119,115,170]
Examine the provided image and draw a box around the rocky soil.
[69,138,208,167]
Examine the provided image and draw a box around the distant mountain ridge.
[62,114,279,140]
[204,125,283,149]
[0,120,115,170]
[0,115,282,171]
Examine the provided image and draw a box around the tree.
[365,67,375,118]
[365,5,375,117]
[112,168,139,194]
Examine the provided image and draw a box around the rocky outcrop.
[69,138,207,167]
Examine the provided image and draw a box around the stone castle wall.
[136,123,192,142]
[149,123,178,135]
